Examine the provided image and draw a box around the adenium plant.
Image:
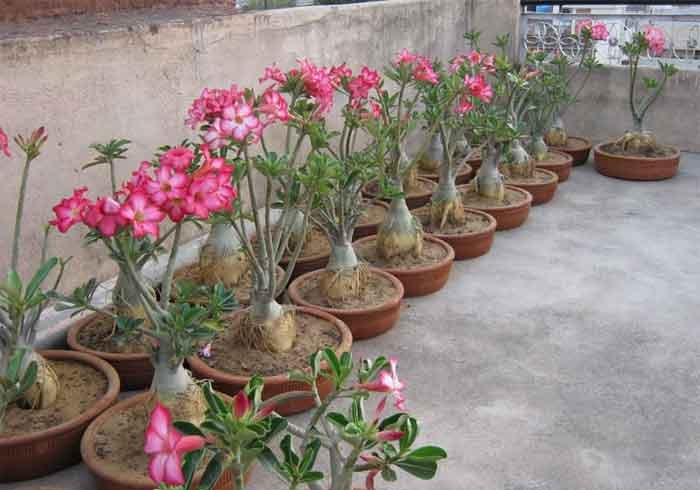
[0,126,66,427]
[50,141,237,408]
[145,352,446,490]
[617,26,678,153]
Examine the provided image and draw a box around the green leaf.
[280,434,299,466]
[6,269,23,297]
[18,360,38,394]
[395,458,439,480]
[326,412,349,429]
[400,417,418,452]
[381,466,398,482]
[259,447,291,483]
[300,471,324,482]
[183,448,204,488]
[198,454,224,489]
[299,438,321,474]
[406,446,448,461]
[24,258,58,301]
[173,421,206,437]
[322,348,341,377]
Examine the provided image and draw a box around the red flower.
[144,402,206,486]
[120,192,166,238]
[465,75,493,104]
[82,196,127,237]
[394,48,418,66]
[0,127,10,157]
[50,187,90,233]
[259,64,287,86]
[160,147,194,171]
[145,166,189,206]
[356,357,406,410]
[414,57,439,85]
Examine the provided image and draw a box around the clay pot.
[0,350,120,482]
[352,235,454,298]
[81,392,250,490]
[466,151,482,173]
[594,142,681,181]
[535,150,573,182]
[67,313,153,390]
[280,246,330,282]
[418,163,474,186]
[362,178,437,210]
[288,268,404,340]
[413,207,497,260]
[458,185,532,231]
[353,200,389,240]
[550,136,592,166]
[188,306,353,415]
[504,168,559,206]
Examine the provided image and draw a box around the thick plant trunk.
[150,345,205,422]
[430,159,465,231]
[247,297,296,353]
[472,144,505,201]
[376,186,423,260]
[283,208,309,256]
[545,114,568,147]
[530,134,548,162]
[454,132,471,161]
[113,266,150,321]
[418,133,442,172]
[16,342,59,410]
[200,223,249,287]
[501,139,533,179]
[320,239,366,304]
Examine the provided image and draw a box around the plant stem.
[159,222,182,309]
[10,154,33,272]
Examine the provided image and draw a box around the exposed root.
[376,226,423,260]
[615,131,658,154]
[198,247,250,288]
[430,197,466,231]
[18,354,60,410]
[144,379,207,425]
[403,165,420,192]
[546,126,568,147]
[471,175,505,201]
[235,308,297,353]
[320,264,369,307]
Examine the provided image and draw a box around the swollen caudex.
[199,223,249,287]
[501,140,533,179]
[237,301,297,354]
[18,352,60,410]
[376,198,424,260]
[545,116,568,147]
[615,130,659,153]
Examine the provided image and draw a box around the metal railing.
[239,0,377,9]
[520,3,700,70]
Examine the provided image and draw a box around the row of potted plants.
[0,20,680,490]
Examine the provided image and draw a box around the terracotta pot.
[551,136,592,166]
[594,142,681,181]
[188,306,353,415]
[535,149,573,182]
[67,313,153,391]
[418,163,474,186]
[413,207,497,260]
[362,177,437,210]
[353,200,389,240]
[0,350,120,482]
[466,151,482,172]
[288,268,404,340]
[280,248,330,282]
[352,235,454,298]
[81,392,250,490]
[458,185,532,231]
[504,168,559,206]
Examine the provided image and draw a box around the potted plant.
[287,64,405,339]
[146,352,446,490]
[408,48,498,260]
[184,62,353,415]
[50,137,239,489]
[0,126,119,482]
[493,42,560,206]
[594,26,681,180]
[456,36,533,231]
[545,19,607,166]
[354,49,455,297]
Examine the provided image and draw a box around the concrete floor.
[5,154,700,490]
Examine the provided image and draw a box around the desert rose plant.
[186,61,329,353]
[615,26,678,153]
[0,127,67,426]
[363,50,443,260]
[50,142,237,411]
[545,19,606,147]
[145,352,446,490]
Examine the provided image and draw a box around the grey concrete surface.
[5,153,700,489]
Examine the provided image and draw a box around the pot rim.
[418,162,473,180]
[412,207,497,240]
[362,176,438,200]
[187,306,353,386]
[550,135,592,152]
[67,312,151,362]
[504,168,559,187]
[355,199,390,230]
[537,149,574,167]
[458,184,533,211]
[288,267,405,317]
[352,235,455,277]
[593,141,681,162]
[0,349,120,447]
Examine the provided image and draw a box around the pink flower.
[468,50,483,65]
[186,175,227,219]
[203,119,228,150]
[259,89,290,126]
[259,64,287,86]
[394,48,418,66]
[144,402,206,486]
[356,357,406,410]
[330,63,353,86]
[82,196,126,237]
[298,59,335,115]
[186,86,244,128]
[482,54,496,74]
[360,454,382,490]
[221,103,262,142]
[0,128,10,157]
[50,187,90,233]
[194,144,228,178]
[456,95,473,114]
[370,101,382,119]
[449,55,466,74]
[231,391,275,421]
[160,147,194,171]
[414,57,439,85]
[591,22,609,41]
[124,161,153,194]
[376,430,405,442]
[163,196,188,223]
[465,75,493,104]
[145,166,189,206]
[120,192,165,238]
[575,19,593,37]
[644,25,666,56]
[199,343,212,358]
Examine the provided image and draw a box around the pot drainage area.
[6,155,700,490]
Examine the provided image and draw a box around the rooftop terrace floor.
[5,153,700,490]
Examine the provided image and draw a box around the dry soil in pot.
[362,177,437,210]
[534,150,573,182]
[353,200,389,240]
[459,185,532,231]
[503,168,558,206]
[594,142,680,181]
[550,136,592,166]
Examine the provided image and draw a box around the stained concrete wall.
[563,66,700,153]
[0,0,520,289]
